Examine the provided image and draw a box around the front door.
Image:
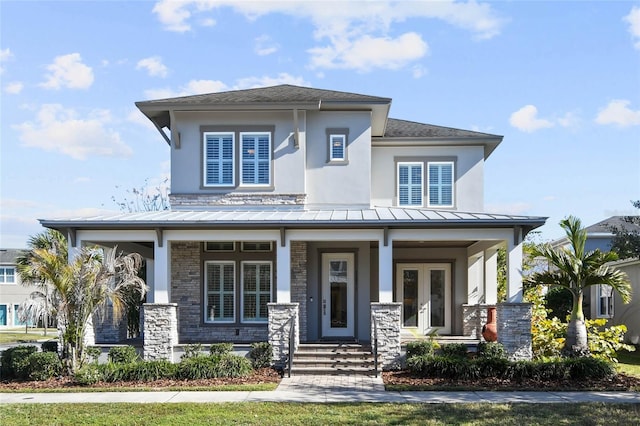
[321,253,355,338]
[397,263,451,335]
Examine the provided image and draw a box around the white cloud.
[624,6,640,50]
[151,1,504,71]
[136,56,169,78]
[40,53,94,90]
[595,99,640,127]
[509,105,554,132]
[143,73,308,99]
[14,104,133,160]
[4,81,23,94]
[255,34,279,56]
[412,65,427,79]
[0,48,14,74]
[556,111,581,129]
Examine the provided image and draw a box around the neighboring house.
[40,85,546,366]
[553,216,640,343]
[0,248,36,327]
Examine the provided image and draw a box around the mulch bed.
[383,370,640,391]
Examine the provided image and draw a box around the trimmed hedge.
[1,345,38,379]
[406,340,438,359]
[248,342,272,368]
[209,343,233,356]
[108,346,139,364]
[26,352,62,381]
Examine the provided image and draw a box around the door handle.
[322,299,326,315]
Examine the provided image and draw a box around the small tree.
[525,216,632,355]
[609,200,640,259]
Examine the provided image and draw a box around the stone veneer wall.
[497,303,532,360]
[170,193,306,207]
[268,303,299,368]
[143,303,178,361]
[370,302,402,370]
[290,241,308,342]
[462,304,491,340]
[170,241,268,342]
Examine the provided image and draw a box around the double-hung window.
[204,261,235,322]
[398,162,423,206]
[241,262,272,323]
[0,267,15,284]
[428,162,454,207]
[597,284,614,318]
[203,133,234,186]
[240,132,271,186]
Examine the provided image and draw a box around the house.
[553,216,640,344]
[40,85,546,367]
[0,249,37,327]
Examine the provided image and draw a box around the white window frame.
[239,132,271,187]
[329,134,347,162]
[427,161,454,208]
[0,266,16,284]
[241,261,272,323]
[203,132,235,187]
[204,242,236,252]
[204,261,236,323]
[397,162,423,207]
[596,284,614,318]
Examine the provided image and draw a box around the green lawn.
[1,402,638,425]
[0,328,52,344]
[618,349,640,377]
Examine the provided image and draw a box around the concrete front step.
[290,366,377,376]
[290,343,377,376]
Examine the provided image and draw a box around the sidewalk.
[1,375,639,404]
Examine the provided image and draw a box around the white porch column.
[152,240,169,304]
[467,253,484,305]
[277,239,291,303]
[484,248,498,304]
[507,230,524,303]
[378,234,393,303]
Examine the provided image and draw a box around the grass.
[1,402,638,425]
[618,349,640,377]
[0,328,51,344]
[0,383,278,393]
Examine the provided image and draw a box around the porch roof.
[40,207,546,234]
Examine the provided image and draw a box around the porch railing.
[372,313,379,377]
[286,315,295,378]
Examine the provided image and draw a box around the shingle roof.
[584,216,640,235]
[0,249,24,263]
[136,84,391,106]
[382,118,501,139]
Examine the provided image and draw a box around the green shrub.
[108,346,139,364]
[125,360,177,382]
[440,343,468,359]
[209,343,233,356]
[566,357,615,380]
[477,342,507,359]
[586,320,635,363]
[505,360,535,382]
[406,340,439,360]
[406,355,479,380]
[74,364,103,385]
[176,356,218,380]
[475,357,510,378]
[248,342,272,368]
[406,354,431,377]
[85,346,102,364]
[41,341,58,353]
[215,354,253,378]
[99,362,129,383]
[25,352,62,381]
[0,345,38,379]
[181,343,204,360]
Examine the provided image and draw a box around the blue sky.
[1,0,639,248]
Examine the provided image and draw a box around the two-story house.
[40,85,546,367]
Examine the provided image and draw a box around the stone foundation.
[497,303,532,360]
[462,304,493,340]
[143,303,178,361]
[268,303,299,369]
[370,302,402,370]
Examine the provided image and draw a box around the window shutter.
[241,133,271,185]
[428,162,453,207]
[398,163,422,206]
[205,133,234,186]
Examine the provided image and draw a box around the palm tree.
[16,229,67,336]
[525,216,632,354]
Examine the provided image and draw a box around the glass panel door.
[402,269,419,327]
[322,253,355,337]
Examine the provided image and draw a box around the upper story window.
[240,132,271,186]
[428,162,454,207]
[597,284,614,318]
[398,162,423,207]
[203,132,235,187]
[330,134,346,161]
[0,267,15,284]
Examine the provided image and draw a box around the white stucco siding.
[370,145,485,212]
[171,110,306,194]
[305,111,372,208]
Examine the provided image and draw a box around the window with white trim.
[0,267,15,284]
[329,134,346,161]
[241,262,272,323]
[397,162,423,206]
[204,261,235,322]
[240,132,271,186]
[428,162,454,207]
[597,284,614,318]
[203,133,234,186]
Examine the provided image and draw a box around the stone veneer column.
[290,241,307,342]
[497,303,532,360]
[143,303,178,361]
[370,302,402,370]
[268,303,299,369]
[462,304,492,340]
